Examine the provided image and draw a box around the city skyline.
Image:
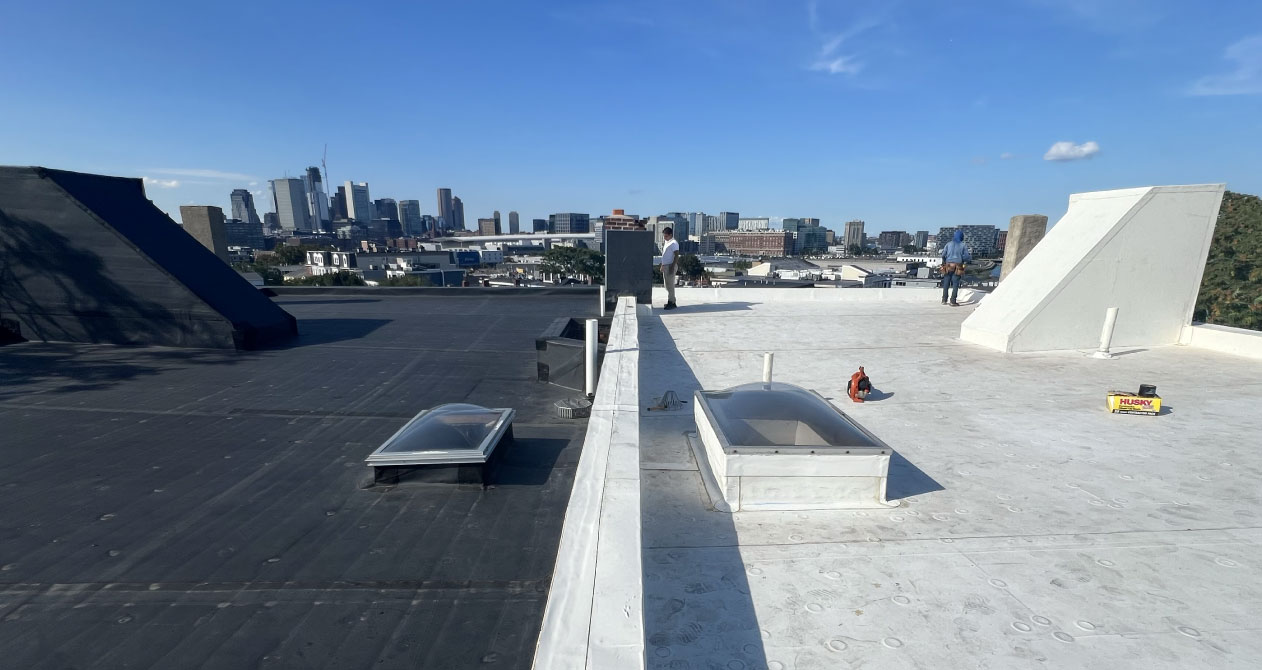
[4,2,1260,231]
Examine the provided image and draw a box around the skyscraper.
[548,213,590,234]
[844,220,865,251]
[452,196,465,230]
[436,188,454,231]
[374,198,398,221]
[331,187,348,220]
[493,210,501,232]
[270,178,311,232]
[533,218,548,233]
[344,181,372,224]
[398,200,423,236]
[230,189,261,225]
[477,218,498,236]
[719,212,739,230]
[303,166,331,232]
[508,211,519,234]
[914,230,929,249]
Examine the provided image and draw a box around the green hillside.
[1194,191,1262,330]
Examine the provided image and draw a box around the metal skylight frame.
[365,404,515,467]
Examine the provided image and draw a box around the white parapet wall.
[533,296,644,670]
[1179,323,1262,360]
[960,184,1225,353]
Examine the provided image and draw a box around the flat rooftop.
[0,292,598,669]
[633,288,1262,669]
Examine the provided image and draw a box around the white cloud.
[810,56,863,75]
[142,176,180,189]
[1043,141,1100,161]
[807,5,881,76]
[1188,35,1262,96]
[1000,152,1016,160]
[248,181,258,186]
[144,168,259,182]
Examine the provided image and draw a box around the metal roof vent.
[690,382,895,511]
[365,404,514,484]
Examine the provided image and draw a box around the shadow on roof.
[661,301,759,314]
[266,317,393,348]
[886,451,946,501]
[0,343,245,400]
[639,308,768,667]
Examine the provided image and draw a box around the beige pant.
[663,263,676,304]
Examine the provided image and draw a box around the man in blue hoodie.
[940,230,971,306]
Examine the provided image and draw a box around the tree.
[232,261,283,285]
[733,259,752,271]
[1195,190,1262,330]
[679,254,705,279]
[382,274,434,287]
[848,243,863,256]
[541,246,605,283]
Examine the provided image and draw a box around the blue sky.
[2,0,1260,232]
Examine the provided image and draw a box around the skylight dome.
[366,403,515,466]
[697,381,882,451]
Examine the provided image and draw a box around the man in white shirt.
[659,227,679,310]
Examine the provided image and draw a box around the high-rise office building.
[914,230,929,249]
[719,212,739,230]
[436,188,454,231]
[477,218,499,236]
[533,218,548,233]
[398,200,423,236]
[230,189,261,225]
[271,178,311,232]
[493,210,501,233]
[224,218,265,250]
[687,212,706,238]
[303,167,331,231]
[179,205,229,262]
[782,218,802,235]
[798,225,828,255]
[936,225,1000,257]
[452,196,465,230]
[419,215,437,235]
[343,182,372,224]
[548,213,590,234]
[659,212,689,242]
[844,220,866,251]
[331,186,349,220]
[508,211,519,234]
[374,198,398,221]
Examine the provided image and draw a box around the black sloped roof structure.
[0,166,296,348]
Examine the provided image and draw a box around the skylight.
[365,403,514,466]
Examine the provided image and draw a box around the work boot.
[664,302,677,310]
[949,301,960,307]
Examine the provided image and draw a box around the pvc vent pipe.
[762,352,774,384]
[599,285,607,318]
[1093,307,1119,359]
[585,318,598,397]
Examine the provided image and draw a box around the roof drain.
[364,404,514,486]
[690,382,897,511]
